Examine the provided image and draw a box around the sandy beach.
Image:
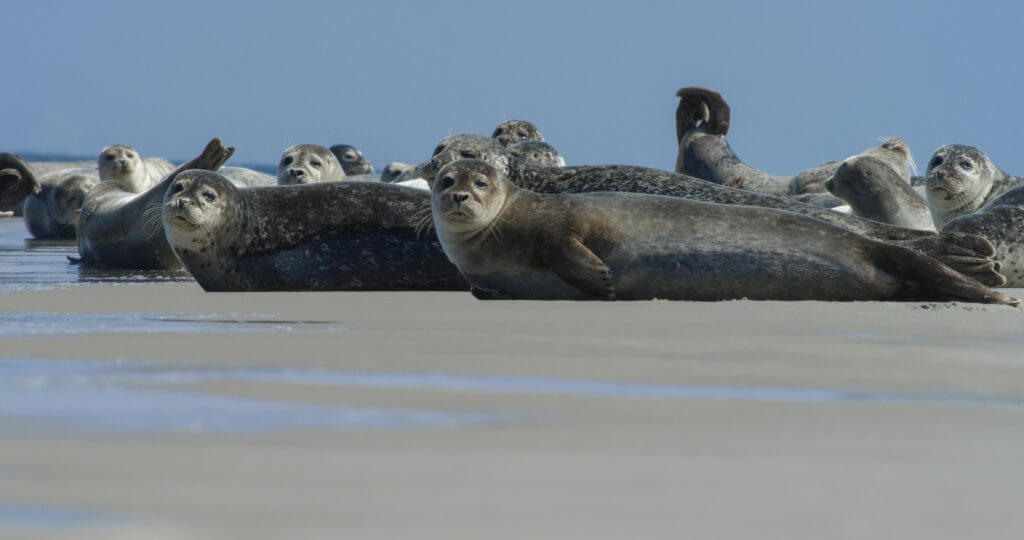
[1,262,1023,539]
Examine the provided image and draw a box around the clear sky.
[2,0,1022,175]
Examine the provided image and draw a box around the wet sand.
[2,279,1023,539]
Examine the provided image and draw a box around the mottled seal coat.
[276,144,345,185]
[825,156,935,232]
[431,160,1016,304]
[674,87,911,207]
[925,144,1024,228]
[76,139,235,269]
[492,120,544,147]
[162,171,465,292]
[944,185,1024,287]
[329,144,374,176]
[397,133,1003,286]
[509,141,565,167]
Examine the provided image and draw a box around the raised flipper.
[542,236,616,299]
[0,153,41,210]
[164,138,235,182]
[900,232,1005,287]
[675,87,730,143]
[876,242,1018,306]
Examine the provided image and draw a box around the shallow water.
[0,504,112,529]
[0,312,347,336]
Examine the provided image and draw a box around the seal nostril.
[291,169,304,177]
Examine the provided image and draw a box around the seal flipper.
[542,237,616,299]
[0,153,42,210]
[876,243,1019,306]
[675,87,731,142]
[900,232,1005,287]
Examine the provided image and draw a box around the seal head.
[98,145,150,192]
[509,141,565,167]
[329,144,374,176]
[492,120,544,147]
[925,144,1000,227]
[277,144,345,185]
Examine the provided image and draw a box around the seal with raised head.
[76,139,235,269]
[397,133,1003,286]
[492,120,544,147]
[162,170,465,291]
[431,159,1016,304]
[508,141,565,167]
[97,145,176,193]
[329,144,374,176]
[943,185,1024,287]
[925,144,1024,228]
[276,144,345,185]
[825,155,935,232]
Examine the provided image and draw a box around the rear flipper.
[876,242,1018,306]
[0,153,41,210]
[899,232,1006,287]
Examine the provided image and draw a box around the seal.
[76,139,235,269]
[23,168,100,239]
[674,87,913,204]
[97,145,176,193]
[943,185,1024,287]
[162,170,465,291]
[925,144,1024,228]
[492,120,544,147]
[218,167,276,187]
[431,159,1016,304]
[329,144,374,176]
[508,141,565,167]
[0,152,42,212]
[825,156,935,232]
[397,133,1003,286]
[381,162,413,183]
[276,144,345,185]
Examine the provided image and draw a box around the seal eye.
[441,176,455,189]
[282,156,293,166]
[930,156,943,168]
[126,152,134,159]
[959,161,973,171]
[474,179,488,189]
[517,131,527,138]
[202,191,216,202]
[311,160,322,169]
[343,152,356,161]
[106,154,115,161]
[460,152,478,160]
[432,144,446,157]
[170,182,184,194]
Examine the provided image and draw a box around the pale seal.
[97,145,176,193]
[944,185,1024,287]
[329,144,374,176]
[276,144,345,185]
[162,170,465,291]
[925,144,1024,228]
[397,133,1003,285]
[825,156,935,232]
[431,159,1016,305]
[76,139,235,269]
[492,120,544,147]
[508,141,565,167]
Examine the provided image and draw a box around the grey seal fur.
[76,139,235,269]
[825,156,935,232]
[276,144,345,185]
[23,168,100,239]
[925,144,1024,228]
[944,185,1024,287]
[162,170,465,291]
[492,120,544,147]
[329,144,374,176]
[508,141,565,167]
[431,159,1016,305]
[397,133,1003,286]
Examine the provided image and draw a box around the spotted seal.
[825,156,935,232]
[508,141,565,167]
[396,133,1003,286]
[329,144,374,176]
[276,144,345,185]
[492,120,544,147]
[925,144,1024,228]
[76,139,235,268]
[431,159,1015,304]
[944,185,1024,287]
[161,170,465,291]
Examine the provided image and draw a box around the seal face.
[163,170,466,292]
[276,144,345,185]
[97,145,173,193]
[508,141,565,167]
[924,144,1023,228]
[329,144,374,176]
[491,120,544,147]
[431,159,1016,304]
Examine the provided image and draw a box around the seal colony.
[7,82,1022,306]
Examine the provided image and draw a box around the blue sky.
[2,0,1022,175]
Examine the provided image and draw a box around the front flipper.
[542,236,616,299]
[901,232,1005,287]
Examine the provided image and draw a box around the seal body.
[431,160,1016,305]
[944,185,1024,287]
[925,144,1024,228]
[492,120,544,147]
[826,156,935,231]
[329,144,374,176]
[276,144,345,185]
[23,168,100,239]
[162,171,466,292]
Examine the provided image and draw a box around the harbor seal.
[492,120,544,147]
[1,153,41,211]
[162,170,465,291]
[23,168,100,239]
[97,145,175,193]
[825,156,935,232]
[431,160,1016,304]
[397,133,1003,286]
[925,144,1024,228]
[276,144,345,185]
[944,185,1024,287]
[329,144,374,176]
[508,141,565,167]
[76,139,234,269]
[218,167,276,187]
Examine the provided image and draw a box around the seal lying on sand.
[925,144,1024,228]
[276,144,345,185]
[76,139,235,269]
[674,87,912,206]
[396,133,1003,286]
[944,185,1024,287]
[825,156,935,232]
[431,159,1016,305]
[492,120,544,147]
[329,144,374,176]
[162,170,465,292]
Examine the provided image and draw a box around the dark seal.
[329,144,374,176]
